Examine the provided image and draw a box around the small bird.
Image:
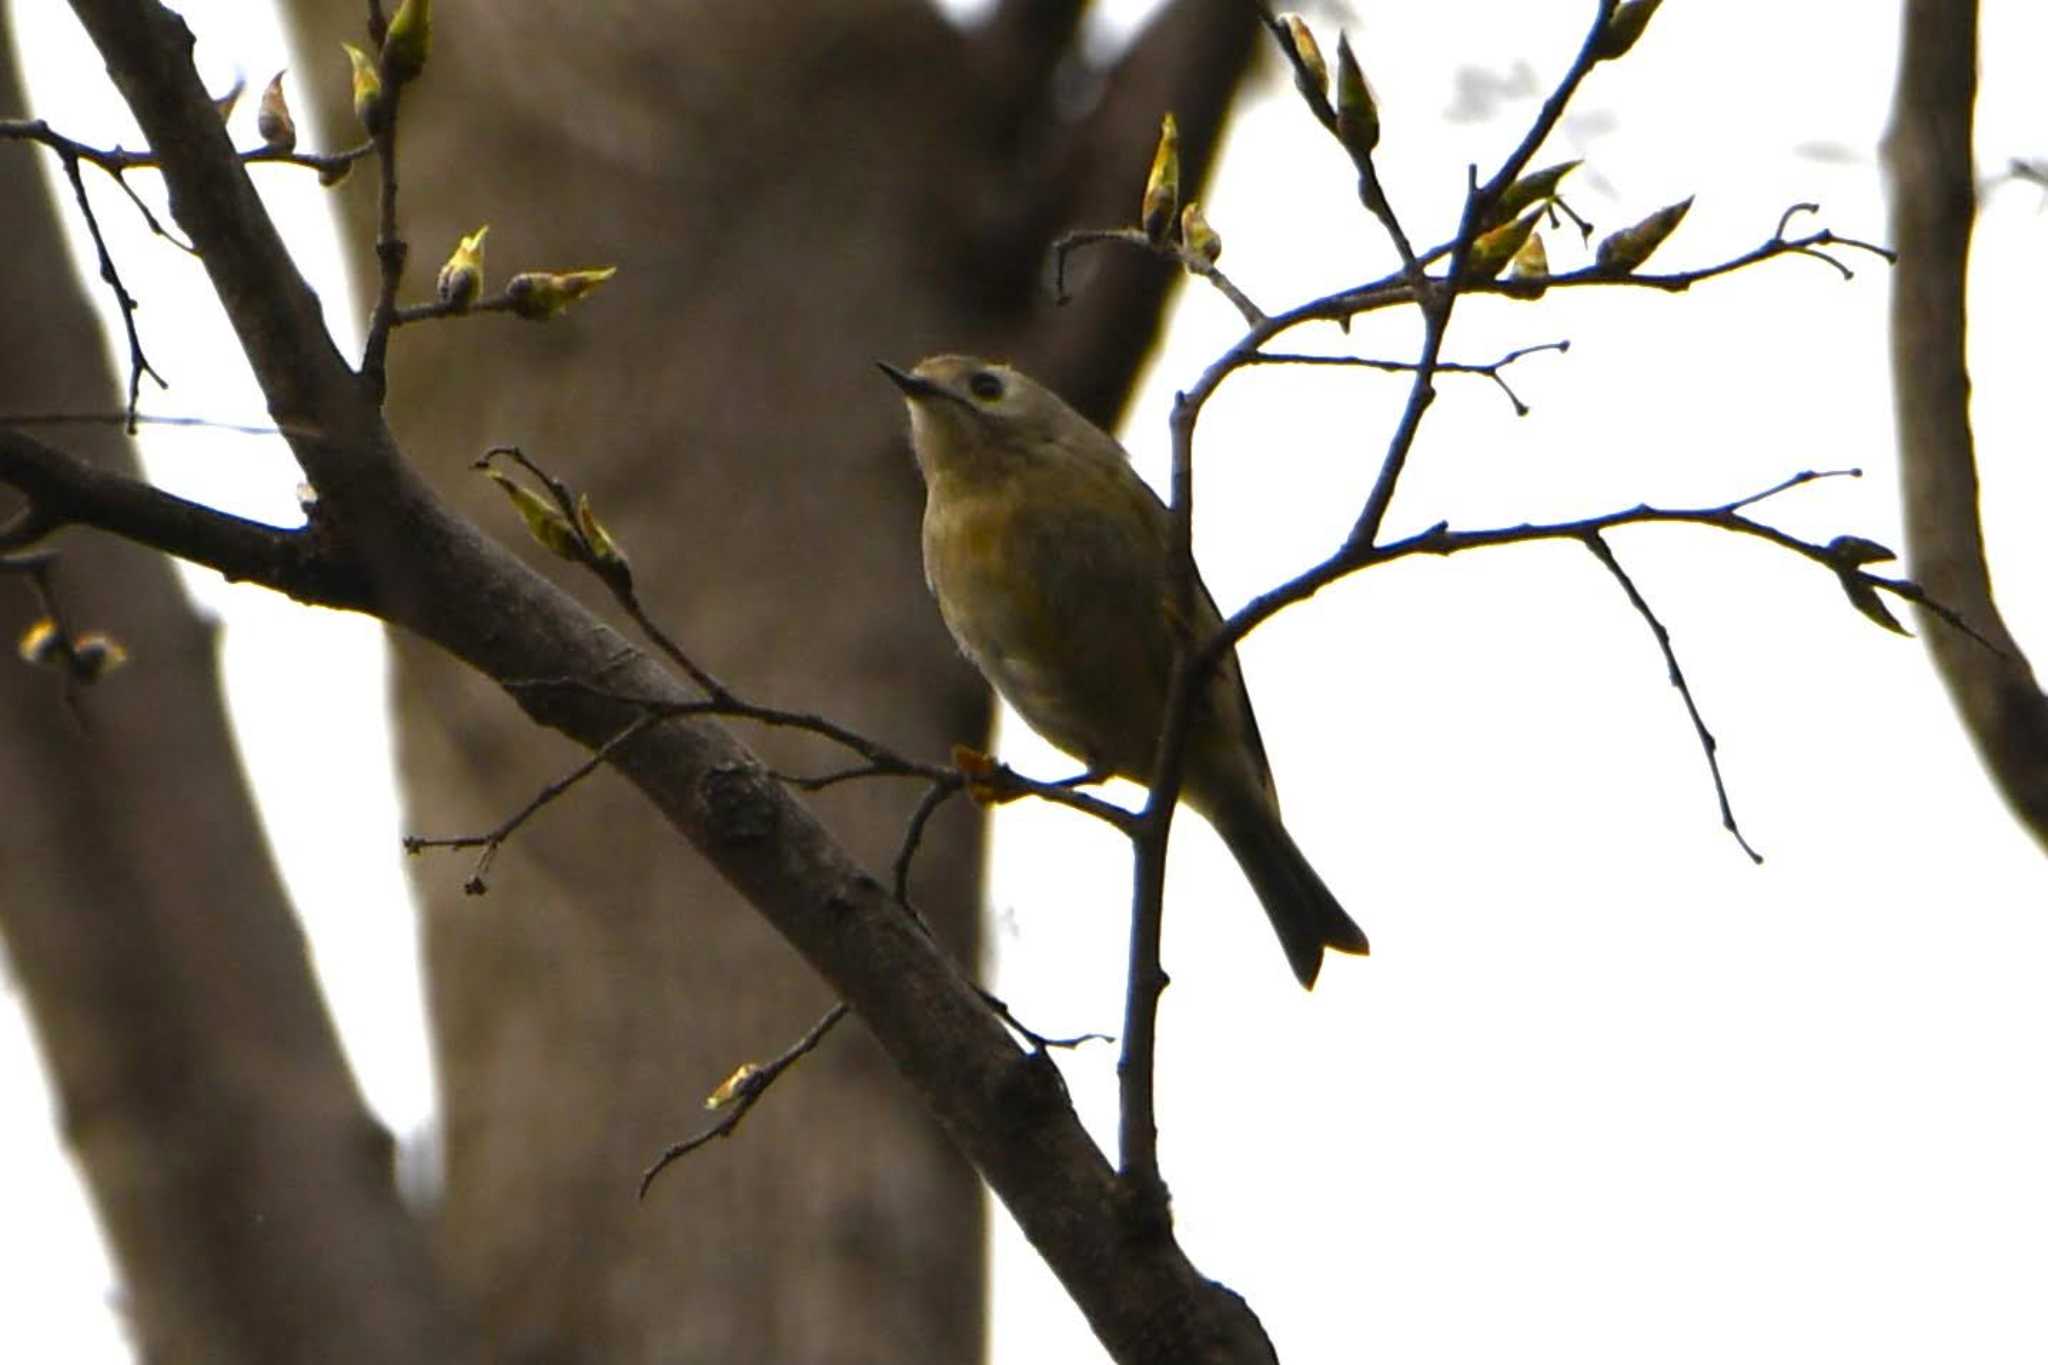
[880,355,1368,987]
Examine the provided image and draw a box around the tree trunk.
[0,11,470,1361]
[1883,0,2048,846]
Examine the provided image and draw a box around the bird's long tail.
[1210,797,1369,989]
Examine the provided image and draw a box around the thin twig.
[357,91,407,403]
[1249,3,1414,267]
[1050,226,1266,326]
[1244,340,1569,417]
[638,1002,853,1199]
[0,118,372,194]
[893,778,961,909]
[403,711,665,893]
[55,150,165,431]
[1581,529,1763,863]
[1472,2,1621,216]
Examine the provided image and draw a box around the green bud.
[1595,197,1692,274]
[1140,113,1180,246]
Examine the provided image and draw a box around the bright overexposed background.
[6,2,2045,1361]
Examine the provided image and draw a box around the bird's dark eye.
[968,371,1005,402]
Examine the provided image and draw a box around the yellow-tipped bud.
[343,43,387,134]
[17,618,61,668]
[486,470,582,561]
[19,619,128,682]
[1487,159,1580,230]
[1465,210,1541,280]
[436,225,489,310]
[574,492,628,574]
[1593,0,1663,62]
[505,267,618,320]
[382,0,432,86]
[1180,201,1222,264]
[257,70,296,152]
[1140,113,1180,246]
[1509,230,1550,293]
[1278,14,1328,102]
[1595,196,1693,274]
[706,1064,761,1110]
[70,632,128,682]
[1334,33,1379,159]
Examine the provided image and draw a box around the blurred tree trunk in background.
[1884,0,2048,849]
[276,0,1256,1358]
[0,14,468,1363]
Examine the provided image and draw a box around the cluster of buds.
[342,0,432,135]
[18,618,127,685]
[1273,14,1378,165]
[1139,113,1224,266]
[483,464,632,589]
[427,226,617,321]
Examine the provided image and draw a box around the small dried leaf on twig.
[257,70,296,152]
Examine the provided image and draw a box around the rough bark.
[0,10,471,1362]
[1883,0,2048,847]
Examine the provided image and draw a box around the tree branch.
[0,427,372,608]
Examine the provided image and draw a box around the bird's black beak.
[876,361,942,401]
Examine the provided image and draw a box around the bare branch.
[638,1002,853,1198]
[1582,530,1763,863]
[403,712,666,894]
[0,116,371,197]
[0,427,372,608]
[1052,226,1266,326]
[54,147,165,429]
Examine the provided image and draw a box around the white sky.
[6,2,2047,1362]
